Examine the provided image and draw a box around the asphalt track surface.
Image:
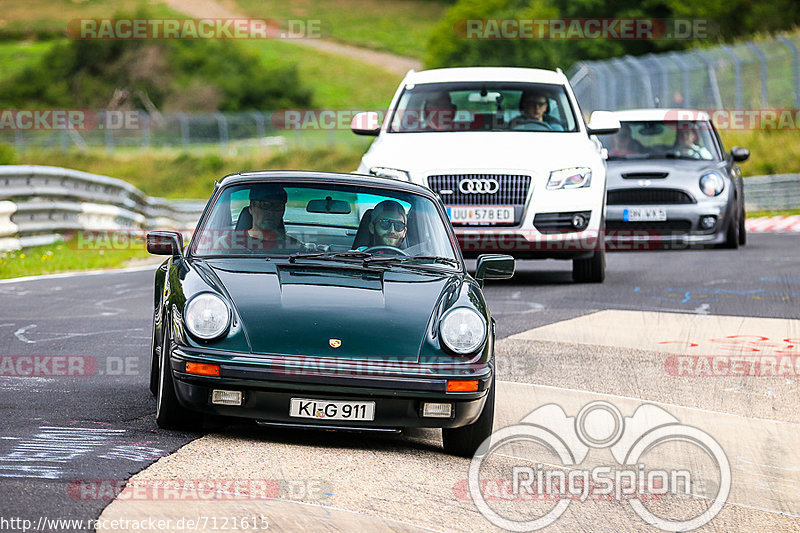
[0,233,797,532]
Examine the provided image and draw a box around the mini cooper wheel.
[156,327,201,429]
[738,208,747,246]
[722,213,740,249]
[442,376,495,457]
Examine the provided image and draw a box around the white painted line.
[0,263,160,285]
[507,309,800,356]
[497,380,799,427]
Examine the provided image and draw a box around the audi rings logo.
[459,178,500,194]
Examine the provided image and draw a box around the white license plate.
[447,205,514,223]
[289,398,375,421]
[623,208,667,222]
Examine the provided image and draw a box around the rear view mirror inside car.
[468,91,502,103]
[306,197,352,214]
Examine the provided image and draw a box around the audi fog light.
[547,167,592,190]
[699,172,724,196]
[370,167,411,181]
[185,293,230,340]
[440,307,487,354]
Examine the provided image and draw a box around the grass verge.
[232,0,446,59]
[0,239,153,280]
[12,143,369,198]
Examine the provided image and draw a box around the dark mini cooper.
[147,171,514,456]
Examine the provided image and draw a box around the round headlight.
[184,293,230,340]
[440,307,487,354]
[699,172,724,196]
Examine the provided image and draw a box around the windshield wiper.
[362,255,460,268]
[287,250,372,263]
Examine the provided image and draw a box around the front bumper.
[606,200,731,248]
[169,347,492,430]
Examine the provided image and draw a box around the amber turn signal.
[185,362,220,377]
[446,379,479,392]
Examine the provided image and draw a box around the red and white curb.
[745,215,800,233]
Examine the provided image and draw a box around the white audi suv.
[351,67,619,282]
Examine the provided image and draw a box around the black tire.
[156,327,201,429]
[738,208,747,246]
[572,248,606,283]
[442,376,495,457]
[722,212,739,249]
[149,309,160,397]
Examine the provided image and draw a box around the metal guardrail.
[743,174,800,212]
[0,165,206,252]
[0,166,795,253]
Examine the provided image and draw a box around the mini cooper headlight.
[184,293,231,340]
[547,167,592,190]
[440,307,487,354]
[369,167,411,181]
[699,172,725,196]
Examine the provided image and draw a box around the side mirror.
[351,111,381,136]
[587,111,621,136]
[475,254,515,287]
[147,231,183,256]
[731,146,750,162]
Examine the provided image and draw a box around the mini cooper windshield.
[388,82,579,133]
[191,181,459,264]
[599,120,722,161]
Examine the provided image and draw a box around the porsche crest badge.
[329,338,342,348]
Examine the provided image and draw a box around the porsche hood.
[198,260,461,360]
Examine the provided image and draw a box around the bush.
[0,11,312,112]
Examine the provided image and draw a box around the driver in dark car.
[367,200,407,249]
[245,184,303,250]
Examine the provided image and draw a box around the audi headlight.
[370,167,411,181]
[547,167,592,190]
[184,293,231,340]
[440,307,487,354]
[699,172,724,196]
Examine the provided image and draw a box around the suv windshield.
[599,120,721,161]
[191,181,459,264]
[388,82,579,133]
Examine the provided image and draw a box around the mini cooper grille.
[428,174,532,206]
[606,220,693,232]
[607,188,695,205]
[621,172,669,180]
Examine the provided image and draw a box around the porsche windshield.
[388,82,579,133]
[191,182,459,262]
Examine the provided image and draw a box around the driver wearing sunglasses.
[368,200,408,248]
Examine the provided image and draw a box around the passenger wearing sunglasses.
[367,200,408,249]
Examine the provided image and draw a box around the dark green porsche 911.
[146,171,514,456]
